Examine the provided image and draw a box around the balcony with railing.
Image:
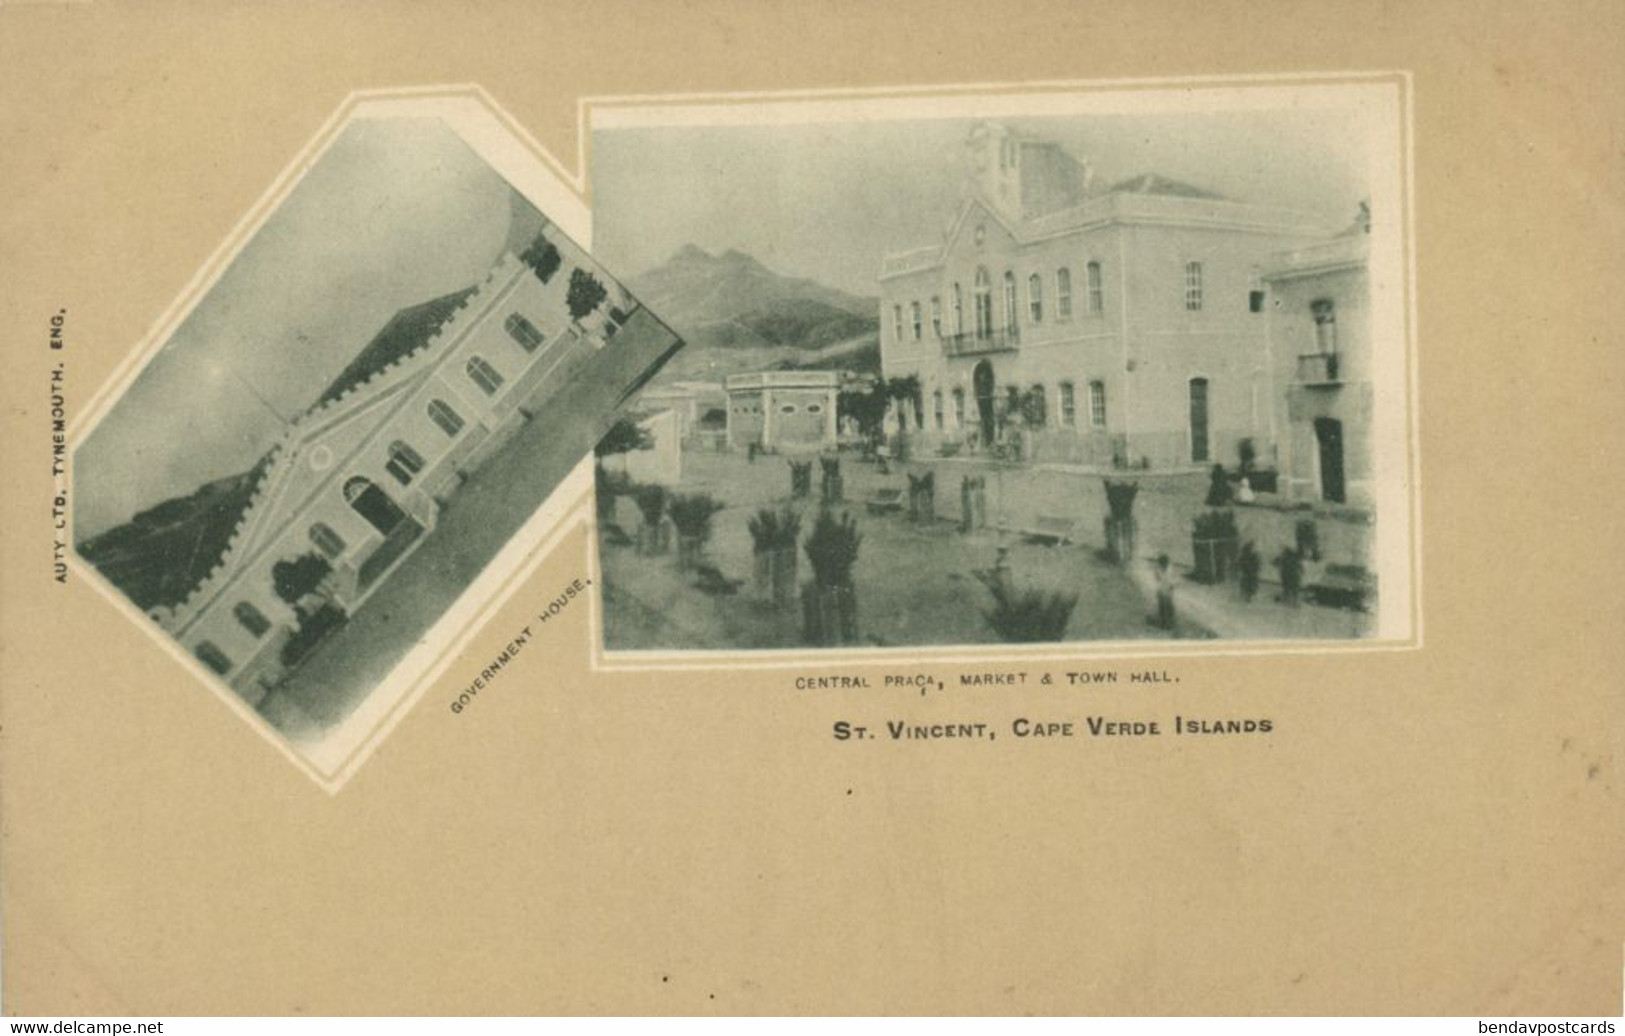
[1296,351,1341,386]
[943,327,1020,358]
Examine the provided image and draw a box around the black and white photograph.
[587,83,1415,656]
[72,112,683,772]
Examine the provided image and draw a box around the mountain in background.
[78,461,270,612]
[629,246,880,381]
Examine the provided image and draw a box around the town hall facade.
[877,122,1345,474]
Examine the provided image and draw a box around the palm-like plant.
[984,581,1078,643]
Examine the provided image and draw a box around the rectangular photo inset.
[586,79,1415,658]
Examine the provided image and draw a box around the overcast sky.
[592,108,1369,298]
[77,118,520,538]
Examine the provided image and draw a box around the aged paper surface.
[2,0,1621,1017]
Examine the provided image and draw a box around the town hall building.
[877,122,1341,472]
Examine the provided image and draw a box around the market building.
[724,370,840,452]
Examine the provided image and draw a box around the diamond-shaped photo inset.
[73,112,682,782]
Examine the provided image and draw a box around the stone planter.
[638,518,671,556]
[960,476,987,532]
[1192,535,1238,584]
[753,547,799,607]
[789,462,813,499]
[908,473,936,523]
[677,532,706,572]
[802,581,859,646]
[821,473,844,504]
[1104,515,1137,566]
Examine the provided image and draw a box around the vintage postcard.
[586,81,1415,661]
[69,101,682,786]
[1,0,1620,1020]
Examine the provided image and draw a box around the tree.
[566,268,609,322]
[838,381,890,442]
[884,375,923,431]
[1019,385,1047,427]
[595,417,652,458]
[520,236,562,283]
[272,552,332,605]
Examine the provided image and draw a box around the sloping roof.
[1108,173,1227,200]
[314,286,479,408]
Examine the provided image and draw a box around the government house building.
[158,226,643,705]
[877,122,1338,471]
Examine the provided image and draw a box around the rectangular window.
[1056,268,1072,320]
[1060,382,1076,426]
[911,301,922,341]
[893,305,904,344]
[933,390,944,430]
[1087,262,1104,315]
[1185,261,1204,311]
[1028,273,1043,324]
[1089,380,1107,429]
[1312,299,1338,353]
[930,296,942,337]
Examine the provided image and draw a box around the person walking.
[1154,553,1178,631]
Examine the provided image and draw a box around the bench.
[1307,563,1376,612]
[865,488,906,515]
[1001,513,1077,546]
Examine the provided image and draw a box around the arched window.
[467,355,504,396]
[309,522,345,559]
[910,301,922,341]
[1087,261,1105,315]
[427,398,464,438]
[933,389,945,430]
[195,640,233,676]
[1059,381,1077,426]
[892,305,904,344]
[1056,268,1073,319]
[973,268,993,338]
[1028,273,1043,324]
[952,283,964,335]
[504,313,546,353]
[930,296,942,338]
[385,440,426,486]
[345,475,406,535]
[234,601,271,638]
[1003,271,1019,334]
